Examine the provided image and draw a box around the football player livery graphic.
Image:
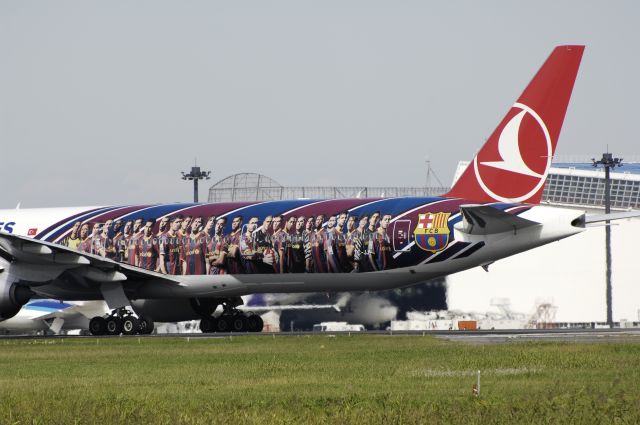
[1,45,638,335]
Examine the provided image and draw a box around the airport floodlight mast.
[181,164,211,203]
[592,151,623,328]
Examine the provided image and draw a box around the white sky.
[1,1,639,208]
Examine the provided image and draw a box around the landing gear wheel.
[89,317,107,336]
[230,315,247,332]
[247,315,264,332]
[122,316,139,335]
[216,316,231,333]
[105,317,123,335]
[138,316,154,335]
[210,317,219,332]
[199,317,214,333]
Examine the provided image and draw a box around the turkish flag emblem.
[27,228,37,236]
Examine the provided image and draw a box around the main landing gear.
[199,299,264,333]
[89,308,154,336]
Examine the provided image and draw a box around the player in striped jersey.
[310,214,327,273]
[369,214,393,271]
[208,217,228,275]
[240,217,259,274]
[303,216,314,272]
[226,216,243,274]
[288,216,306,273]
[178,216,192,240]
[279,215,293,273]
[95,219,115,259]
[159,215,183,275]
[345,215,357,270]
[271,215,285,273]
[113,220,129,262]
[135,219,159,271]
[333,211,352,272]
[156,216,170,238]
[324,215,340,273]
[127,218,144,265]
[365,211,380,237]
[181,216,207,275]
[351,215,369,272]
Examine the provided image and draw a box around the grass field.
[0,335,639,424]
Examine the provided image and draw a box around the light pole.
[181,165,211,203]
[592,152,623,328]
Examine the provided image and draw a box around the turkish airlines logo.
[473,102,552,203]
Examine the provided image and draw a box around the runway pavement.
[2,328,640,343]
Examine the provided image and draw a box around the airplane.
[0,299,108,335]
[0,45,636,336]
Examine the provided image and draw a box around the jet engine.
[0,269,32,321]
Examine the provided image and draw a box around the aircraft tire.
[122,316,139,335]
[138,316,154,335]
[105,317,123,335]
[230,315,247,333]
[199,317,214,333]
[89,317,107,336]
[247,315,264,332]
[216,316,231,333]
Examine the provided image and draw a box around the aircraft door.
[390,220,411,252]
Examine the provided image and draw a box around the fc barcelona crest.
[414,212,451,252]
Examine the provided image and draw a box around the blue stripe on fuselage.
[43,206,124,242]
[347,197,445,218]
[115,203,197,223]
[218,199,319,234]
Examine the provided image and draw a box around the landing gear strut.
[89,308,154,336]
[199,298,264,333]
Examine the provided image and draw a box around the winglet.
[446,45,585,204]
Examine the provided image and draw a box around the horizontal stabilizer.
[458,205,540,235]
[584,210,640,224]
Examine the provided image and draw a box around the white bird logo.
[480,109,543,178]
[472,102,552,203]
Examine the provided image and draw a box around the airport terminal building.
[449,161,640,323]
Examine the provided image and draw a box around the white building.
[447,162,640,323]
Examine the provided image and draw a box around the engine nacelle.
[0,270,33,321]
[130,298,220,322]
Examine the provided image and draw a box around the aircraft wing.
[37,301,108,321]
[458,205,541,235]
[584,210,640,224]
[0,231,181,286]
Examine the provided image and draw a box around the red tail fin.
[445,45,584,204]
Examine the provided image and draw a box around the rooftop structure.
[544,163,640,209]
[452,161,640,210]
[208,172,449,203]
[209,162,640,209]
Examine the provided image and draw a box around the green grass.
[0,335,639,424]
